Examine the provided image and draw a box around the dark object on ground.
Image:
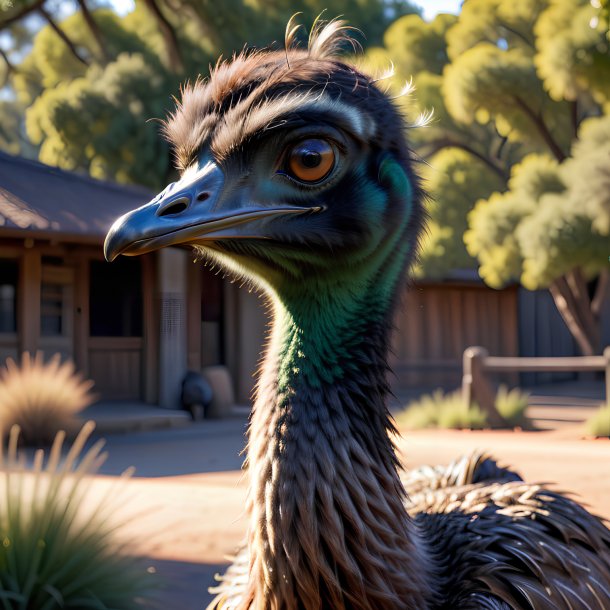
[182,371,213,420]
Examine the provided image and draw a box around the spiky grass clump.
[494,384,530,428]
[0,353,95,446]
[0,421,150,609]
[585,404,610,438]
[395,390,488,430]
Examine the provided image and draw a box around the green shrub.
[0,421,150,609]
[585,404,610,437]
[494,384,530,427]
[0,353,95,446]
[395,389,488,430]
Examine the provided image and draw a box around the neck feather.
[244,276,433,609]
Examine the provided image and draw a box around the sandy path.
[85,426,609,608]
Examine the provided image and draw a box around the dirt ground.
[85,421,609,609]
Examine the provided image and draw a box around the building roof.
[0,151,152,243]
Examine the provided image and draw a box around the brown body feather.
[211,451,610,610]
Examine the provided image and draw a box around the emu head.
[104,20,424,300]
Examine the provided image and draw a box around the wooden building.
[0,151,264,408]
[1,152,606,409]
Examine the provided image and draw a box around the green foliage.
[535,0,610,105]
[0,100,29,157]
[561,113,610,235]
[467,113,610,293]
[446,0,544,60]
[494,384,529,427]
[383,13,456,76]
[517,191,608,289]
[0,353,94,447]
[395,389,488,430]
[443,43,572,153]
[417,149,505,278]
[465,154,565,288]
[26,53,174,188]
[585,403,610,437]
[0,422,150,608]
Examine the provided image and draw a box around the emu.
[105,20,610,610]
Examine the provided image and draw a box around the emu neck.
[245,279,433,610]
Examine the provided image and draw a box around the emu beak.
[104,162,321,262]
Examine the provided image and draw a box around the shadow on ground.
[145,558,227,610]
[92,419,248,477]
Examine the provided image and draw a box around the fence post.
[462,346,508,428]
[604,345,610,406]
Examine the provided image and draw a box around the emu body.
[105,20,610,610]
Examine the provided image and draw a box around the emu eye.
[286,139,335,183]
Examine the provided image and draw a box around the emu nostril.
[157,197,189,217]
[196,192,210,202]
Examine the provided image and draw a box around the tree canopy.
[360,0,609,354]
[0,0,420,188]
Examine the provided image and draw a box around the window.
[41,282,65,336]
[0,259,17,334]
[89,259,142,337]
[40,265,74,339]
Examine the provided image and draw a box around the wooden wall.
[88,337,143,400]
[518,289,577,385]
[390,282,519,392]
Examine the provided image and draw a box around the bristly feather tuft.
[307,15,360,59]
[159,18,413,174]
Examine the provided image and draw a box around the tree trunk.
[566,268,600,344]
[549,272,601,356]
[38,6,89,66]
[75,0,111,62]
[141,0,184,73]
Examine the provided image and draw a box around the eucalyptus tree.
[365,0,609,354]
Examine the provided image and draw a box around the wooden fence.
[462,346,610,427]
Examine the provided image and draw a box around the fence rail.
[462,346,610,427]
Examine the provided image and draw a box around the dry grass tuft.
[395,389,488,430]
[585,404,610,438]
[397,385,532,431]
[0,422,151,608]
[0,352,95,446]
[494,384,530,427]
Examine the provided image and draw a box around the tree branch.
[512,95,567,162]
[570,100,579,140]
[592,268,610,318]
[38,6,89,66]
[499,24,534,50]
[141,0,184,73]
[75,0,110,62]
[0,48,15,87]
[0,0,44,30]
[419,137,509,181]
